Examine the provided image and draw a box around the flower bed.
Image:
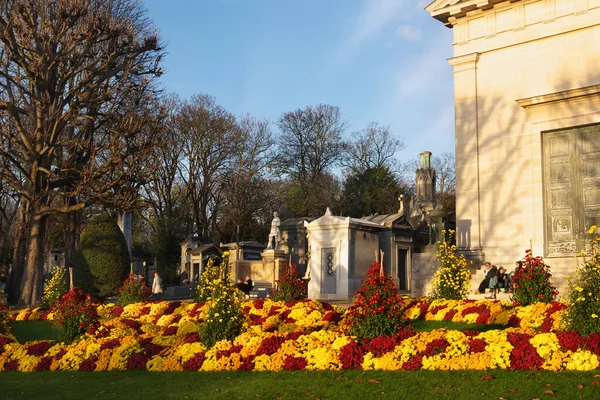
[401,298,568,332]
[2,299,598,372]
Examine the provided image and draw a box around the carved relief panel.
[320,247,336,294]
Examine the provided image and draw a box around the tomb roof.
[281,217,316,227]
[305,213,386,230]
[187,243,222,255]
[220,240,265,249]
[362,213,416,229]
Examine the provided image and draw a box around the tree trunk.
[63,201,79,291]
[154,255,159,277]
[17,212,48,308]
[6,204,29,304]
[0,235,8,277]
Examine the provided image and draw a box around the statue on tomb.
[303,230,311,280]
[266,212,282,250]
[398,194,404,214]
[303,250,311,280]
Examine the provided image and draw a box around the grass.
[10,321,60,343]
[0,370,599,399]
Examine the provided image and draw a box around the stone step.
[467,290,512,302]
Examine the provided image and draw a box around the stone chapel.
[427,0,600,291]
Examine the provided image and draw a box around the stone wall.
[410,251,438,298]
[443,1,600,276]
[234,260,273,285]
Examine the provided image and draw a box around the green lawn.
[0,370,598,400]
[10,320,60,343]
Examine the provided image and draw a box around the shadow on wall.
[454,67,600,272]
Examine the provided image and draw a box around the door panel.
[397,248,408,291]
[321,248,336,294]
[544,124,600,256]
[545,131,577,256]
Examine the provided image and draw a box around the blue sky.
[143,0,455,162]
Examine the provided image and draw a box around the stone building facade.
[427,0,600,291]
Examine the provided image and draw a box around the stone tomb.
[180,236,222,284]
[279,217,315,278]
[304,208,385,300]
[361,211,420,294]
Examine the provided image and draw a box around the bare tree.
[140,96,191,277]
[433,152,456,197]
[277,104,346,180]
[220,115,275,244]
[177,94,237,240]
[432,152,456,213]
[276,104,345,216]
[0,0,164,306]
[59,84,164,282]
[342,122,405,174]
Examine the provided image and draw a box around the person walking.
[152,272,163,301]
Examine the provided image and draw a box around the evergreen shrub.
[74,214,130,298]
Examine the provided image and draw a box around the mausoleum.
[427,0,600,291]
[304,208,386,300]
[180,236,222,283]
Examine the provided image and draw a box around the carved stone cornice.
[426,0,522,25]
[448,52,481,72]
[516,84,600,108]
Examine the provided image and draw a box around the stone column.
[118,211,133,258]
[448,52,484,260]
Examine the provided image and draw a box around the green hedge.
[74,214,130,298]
